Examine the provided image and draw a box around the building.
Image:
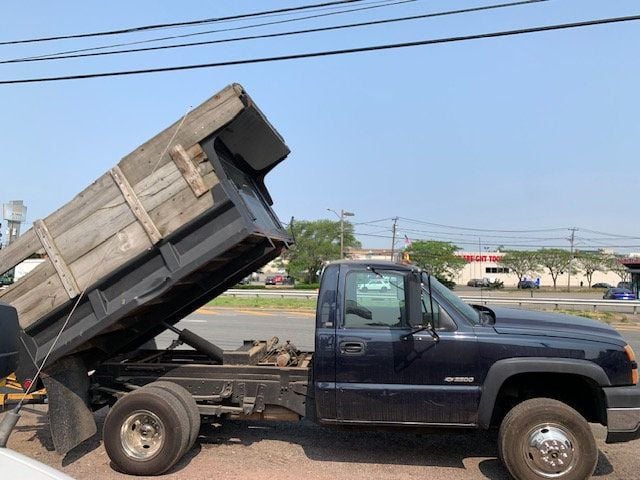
[453,251,623,288]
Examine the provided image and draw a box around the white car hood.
[0,448,74,480]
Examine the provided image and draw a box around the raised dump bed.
[0,83,292,375]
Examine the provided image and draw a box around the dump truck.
[1,85,640,480]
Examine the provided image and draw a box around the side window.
[316,266,339,328]
[421,293,457,331]
[344,271,407,329]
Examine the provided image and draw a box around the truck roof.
[328,260,414,270]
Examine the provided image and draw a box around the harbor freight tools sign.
[460,254,503,263]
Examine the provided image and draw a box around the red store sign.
[461,255,503,263]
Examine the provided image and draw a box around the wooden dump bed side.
[0,84,292,374]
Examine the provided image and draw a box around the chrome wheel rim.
[523,423,577,478]
[120,410,164,460]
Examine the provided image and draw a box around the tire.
[103,387,190,476]
[498,398,597,480]
[143,381,200,453]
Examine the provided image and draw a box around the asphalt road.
[3,308,640,480]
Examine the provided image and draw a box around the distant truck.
[0,85,639,480]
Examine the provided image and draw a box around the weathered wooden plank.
[169,144,208,197]
[187,143,207,164]
[33,220,80,299]
[0,229,40,276]
[70,222,152,293]
[46,172,123,240]
[149,171,220,237]
[110,166,162,244]
[0,260,54,305]
[0,260,66,330]
[119,84,244,187]
[54,158,214,268]
[54,189,134,266]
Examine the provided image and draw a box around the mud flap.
[41,356,97,454]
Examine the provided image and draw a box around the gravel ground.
[3,405,639,480]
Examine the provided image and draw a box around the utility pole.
[567,227,577,291]
[390,217,398,261]
[327,208,354,259]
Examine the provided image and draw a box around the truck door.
[335,268,480,425]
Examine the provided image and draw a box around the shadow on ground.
[200,419,509,477]
[4,408,617,479]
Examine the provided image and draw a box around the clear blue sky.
[1,1,639,251]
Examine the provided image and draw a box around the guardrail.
[223,289,640,313]
[224,289,318,300]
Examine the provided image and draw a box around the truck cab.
[313,260,640,479]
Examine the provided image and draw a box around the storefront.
[618,258,640,296]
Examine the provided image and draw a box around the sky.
[1,1,639,253]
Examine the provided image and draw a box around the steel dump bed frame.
[0,84,292,379]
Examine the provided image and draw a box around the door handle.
[340,341,365,354]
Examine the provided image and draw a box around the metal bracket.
[110,166,162,244]
[238,382,266,415]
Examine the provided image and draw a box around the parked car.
[617,282,633,290]
[603,288,637,300]
[467,278,487,287]
[517,280,539,289]
[265,276,276,285]
[592,282,612,289]
[359,278,392,292]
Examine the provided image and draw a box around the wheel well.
[490,372,606,427]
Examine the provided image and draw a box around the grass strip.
[208,296,316,310]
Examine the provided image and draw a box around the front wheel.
[498,398,597,480]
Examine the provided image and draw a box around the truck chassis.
[91,344,312,421]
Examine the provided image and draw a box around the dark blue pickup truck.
[2,260,639,479]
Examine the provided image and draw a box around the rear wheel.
[498,398,597,480]
[143,381,200,453]
[103,387,190,476]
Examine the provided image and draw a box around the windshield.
[422,273,480,325]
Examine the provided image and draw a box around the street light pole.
[327,208,354,259]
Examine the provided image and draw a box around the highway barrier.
[222,290,640,313]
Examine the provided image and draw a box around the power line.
[400,217,568,234]
[3,14,637,85]
[579,228,640,240]
[399,226,568,240]
[352,217,396,226]
[355,230,640,249]
[1,0,545,65]
[0,0,368,46]
[5,0,411,62]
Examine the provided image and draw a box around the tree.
[498,250,541,283]
[406,240,465,284]
[607,256,630,283]
[285,219,360,283]
[537,248,573,290]
[575,251,610,287]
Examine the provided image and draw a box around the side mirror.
[406,272,423,328]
